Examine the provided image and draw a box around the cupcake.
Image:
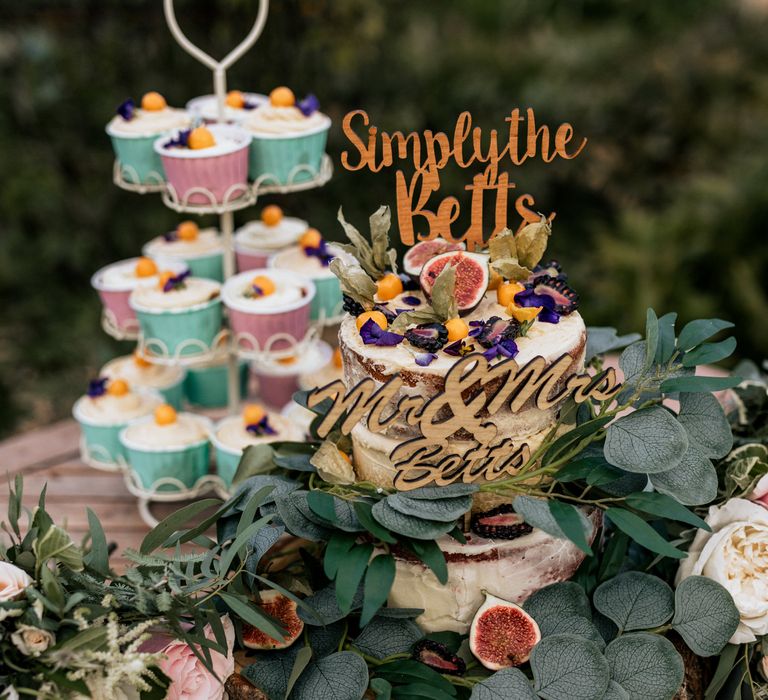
[91,257,188,337]
[184,351,250,408]
[101,352,186,410]
[120,404,212,491]
[73,377,162,467]
[211,403,302,486]
[154,125,251,205]
[106,92,190,185]
[143,220,224,282]
[234,205,308,272]
[253,340,333,410]
[130,270,222,359]
[186,90,267,124]
[223,269,315,356]
[244,87,331,185]
[298,345,344,392]
[269,229,344,321]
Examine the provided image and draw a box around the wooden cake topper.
[307,353,620,491]
[340,109,586,250]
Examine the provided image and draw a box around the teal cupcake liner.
[109,134,166,186]
[184,252,224,283]
[78,421,127,465]
[248,126,329,185]
[184,360,249,408]
[122,441,211,492]
[158,377,186,410]
[213,442,242,488]
[134,298,223,359]
[311,275,343,321]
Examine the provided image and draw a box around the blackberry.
[405,323,448,352]
[342,294,365,316]
[475,317,521,348]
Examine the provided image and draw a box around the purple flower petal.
[415,352,437,367]
[538,308,561,324]
[498,338,519,358]
[87,377,109,398]
[374,304,397,323]
[515,288,556,310]
[117,98,135,121]
[303,239,334,267]
[401,295,421,306]
[359,318,404,347]
[243,97,260,110]
[444,339,475,356]
[163,269,190,293]
[246,415,277,436]
[163,129,191,149]
[469,320,484,327]
[298,93,320,117]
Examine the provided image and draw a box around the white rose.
[0,686,20,700]
[0,561,32,602]
[10,624,56,656]
[676,498,768,643]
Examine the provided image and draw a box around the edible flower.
[444,339,476,356]
[246,415,277,437]
[161,269,190,293]
[163,129,191,149]
[303,238,334,267]
[401,295,422,306]
[482,338,519,362]
[415,352,437,367]
[298,93,320,117]
[116,98,135,121]
[514,288,560,324]
[87,377,108,398]
[360,318,404,347]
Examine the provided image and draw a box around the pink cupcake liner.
[97,289,137,332]
[252,373,299,410]
[235,248,272,272]
[228,304,311,354]
[160,150,249,205]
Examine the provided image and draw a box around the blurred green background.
[1,0,767,437]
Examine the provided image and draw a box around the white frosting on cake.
[214,414,302,451]
[244,105,330,136]
[130,277,221,311]
[106,108,190,138]
[101,355,184,390]
[143,228,222,260]
[73,389,161,426]
[122,413,210,449]
[234,218,308,252]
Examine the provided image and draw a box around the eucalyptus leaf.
[353,615,423,659]
[654,312,678,364]
[585,327,642,365]
[660,375,741,393]
[242,646,300,700]
[469,667,537,699]
[523,582,592,627]
[361,554,397,626]
[648,444,718,506]
[307,621,346,658]
[604,406,688,474]
[404,484,479,499]
[286,646,313,699]
[530,634,611,700]
[548,500,592,554]
[672,576,740,657]
[623,492,710,530]
[676,392,733,459]
[299,585,364,626]
[513,496,592,544]
[234,444,276,482]
[275,492,332,542]
[336,543,373,616]
[604,508,686,559]
[403,538,448,585]
[604,633,684,700]
[677,318,734,352]
[371,500,456,540]
[644,308,659,371]
[593,572,674,633]
[34,525,83,571]
[602,680,631,700]
[386,494,472,522]
[291,651,369,700]
[682,337,737,367]
[538,614,605,650]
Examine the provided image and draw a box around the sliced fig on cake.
[241,590,304,650]
[526,275,579,315]
[403,239,466,279]
[474,317,521,349]
[419,251,489,316]
[530,260,565,281]
[405,322,448,352]
[470,504,534,540]
[469,591,541,669]
[411,639,467,676]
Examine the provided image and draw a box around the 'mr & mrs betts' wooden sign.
[340,109,587,250]
[307,353,621,491]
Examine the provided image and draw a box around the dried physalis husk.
[516,216,552,269]
[310,440,356,485]
[491,258,531,282]
[430,264,458,321]
[329,258,377,310]
[488,227,518,262]
[391,306,441,332]
[369,205,398,275]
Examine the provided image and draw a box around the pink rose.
[750,473,768,507]
[0,562,32,602]
[158,615,234,700]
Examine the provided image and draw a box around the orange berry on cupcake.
[270,86,295,107]
[177,220,199,241]
[107,378,129,396]
[376,273,403,302]
[243,403,266,426]
[356,310,388,332]
[188,126,216,150]
[226,90,246,109]
[261,205,283,227]
[277,355,297,365]
[154,404,177,425]
[299,228,322,250]
[141,91,167,111]
[250,275,276,297]
[133,351,153,368]
[135,257,158,278]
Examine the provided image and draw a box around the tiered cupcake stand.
[93,0,334,525]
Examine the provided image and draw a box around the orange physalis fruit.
[269,86,295,108]
[107,379,129,396]
[332,347,343,369]
[299,228,322,249]
[157,270,175,290]
[133,351,153,368]
[154,404,177,425]
[141,92,167,111]
[261,205,283,227]
[243,403,266,426]
[277,355,297,365]
[488,268,503,291]
[356,311,388,332]
[251,275,276,297]
[339,450,352,464]
[507,303,542,322]
[375,273,404,302]
[497,281,525,307]
[445,318,470,342]
[177,220,199,241]
[188,126,216,150]
[135,257,158,278]
[226,90,246,108]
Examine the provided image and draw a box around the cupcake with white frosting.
[91,257,188,336]
[223,269,314,356]
[106,92,190,185]
[101,352,186,409]
[143,220,224,282]
[120,404,212,491]
[130,270,222,360]
[184,351,250,408]
[73,377,162,467]
[212,403,302,486]
[186,90,267,124]
[269,228,344,321]
[234,205,308,272]
[244,87,330,185]
[154,124,251,206]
